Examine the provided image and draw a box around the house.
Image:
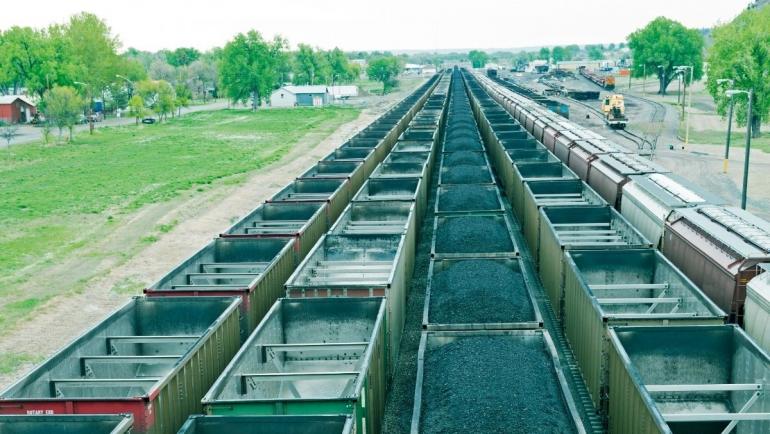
[403,63,424,75]
[270,85,330,108]
[0,95,36,123]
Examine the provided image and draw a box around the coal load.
[421,335,577,434]
[441,165,492,184]
[430,259,535,324]
[438,185,499,212]
[434,215,513,254]
[443,151,486,167]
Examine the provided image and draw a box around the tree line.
[0,13,403,143]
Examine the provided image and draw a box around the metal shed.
[663,206,770,324]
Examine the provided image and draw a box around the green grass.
[0,353,42,375]
[0,106,360,330]
[679,127,770,153]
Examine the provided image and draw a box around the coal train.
[2,66,770,434]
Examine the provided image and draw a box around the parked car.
[141,117,156,124]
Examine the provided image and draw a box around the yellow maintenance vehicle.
[601,94,628,129]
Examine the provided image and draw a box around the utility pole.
[726,88,754,209]
[716,78,735,173]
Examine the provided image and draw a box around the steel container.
[391,140,435,155]
[522,179,607,261]
[352,177,426,222]
[746,268,770,353]
[540,122,582,151]
[586,153,669,208]
[431,213,518,259]
[400,127,437,143]
[563,249,726,413]
[510,162,579,223]
[663,206,770,324]
[607,325,770,434]
[221,202,327,260]
[370,161,430,220]
[177,415,354,434]
[422,257,542,330]
[384,150,434,178]
[0,414,133,434]
[322,147,378,180]
[298,161,366,197]
[620,173,726,248]
[146,237,295,340]
[268,179,349,226]
[0,297,241,434]
[550,130,585,162]
[566,139,624,180]
[490,137,539,182]
[330,201,417,278]
[202,298,387,434]
[410,330,586,434]
[285,234,410,372]
[538,205,652,318]
[435,184,504,215]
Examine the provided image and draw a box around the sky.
[0,0,751,53]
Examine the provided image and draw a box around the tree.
[538,47,551,61]
[0,26,57,96]
[219,30,288,109]
[128,95,146,125]
[468,50,489,68]
[628,17,704,95]
[367,56,402,95]
[44,86,83,142]
[551,46,569,62]
[136,80,175,122]
[175,84,191,116]
[166,47,200,67]
[59,13,125,100]
[293,44,331,85]
[706,6,770,137]
[326,47,357,83]
[586,45,605,60]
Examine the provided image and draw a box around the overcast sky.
[0,0,751,52]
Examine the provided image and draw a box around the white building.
[270,85,330,108]
[329,85,359,100]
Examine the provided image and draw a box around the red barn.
[0,95,37,123]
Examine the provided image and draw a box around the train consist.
[3,65,770,434]
[579,67,616,90]
[470,68,770,433]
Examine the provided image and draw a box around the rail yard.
[2,64,770,434]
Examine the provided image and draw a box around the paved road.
[5,100,230,147]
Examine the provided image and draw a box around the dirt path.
[0,80,425,388]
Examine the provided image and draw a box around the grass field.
[679,127,770,153]
[0,107,359,330]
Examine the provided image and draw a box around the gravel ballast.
[420,335,577,434]
[438,185,500,212]
[441,164,493,184]
[429,259,535,324]
[443,151,486,167]
[434,215,514,255]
